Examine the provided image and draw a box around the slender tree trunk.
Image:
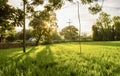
[23,0,26,53]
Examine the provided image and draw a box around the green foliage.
[81,32,91,41]
[29,9,58,45]
[81,0,98,4]
[41,30,62,44]
[0,4,14,42]
[80,0,102,14]
[12,9,24,27]
[92,12,114,41]
[0,41,120,75]
[60,25,79,41]
[88,3,102,14]
[28,0,102,45]
[92,12,120,41]
[6,33,15,42]
[48,0,63,10]
[113,16,120,40]
[32,0,44,5]
[51,30,62,41]
[15,29,33,41]
[0,2,24,43]
[0,0,8,6]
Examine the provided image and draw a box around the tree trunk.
[23,0,26,53]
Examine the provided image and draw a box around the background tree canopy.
[0,0,104,44]
[27,0,102,45]
[60,25,79,41]
[92,12,120,41]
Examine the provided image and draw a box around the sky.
[8,0,120,35]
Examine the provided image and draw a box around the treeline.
[92,12,120,41]
[0,25,91,45]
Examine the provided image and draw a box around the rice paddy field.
[0,41,120,76]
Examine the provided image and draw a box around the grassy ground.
[0,41,120,76]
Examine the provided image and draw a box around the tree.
[43,29,61,44]
[30,10,58,45]
[60,25,78,41]
[6,30,16,42]
[113,16,120,40]
[0,1,24,43]
[81,32,88,41]
[92,24,101,41]
[23,0,101,45]
[92,12,113,41]
[27,0,64,45]
[15,29,33,41]
[50,30,61,41]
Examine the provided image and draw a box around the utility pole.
[77,1,82,54]
[67,19,71,26]
[67,19,72,43]
[23,0,26,53]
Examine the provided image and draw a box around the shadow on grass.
[0,45,59,76]
[35,45,57,69]
[0,46,37,68]
[0,44,55,65]
[14,45,58,76]
[9,46,37,61]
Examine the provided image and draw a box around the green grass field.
[0,41,120,76]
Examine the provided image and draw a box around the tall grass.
[0,42,120,76]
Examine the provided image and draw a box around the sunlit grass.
[0,41,120,76]
[28,46,45,58]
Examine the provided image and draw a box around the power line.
[67,19,72,43]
